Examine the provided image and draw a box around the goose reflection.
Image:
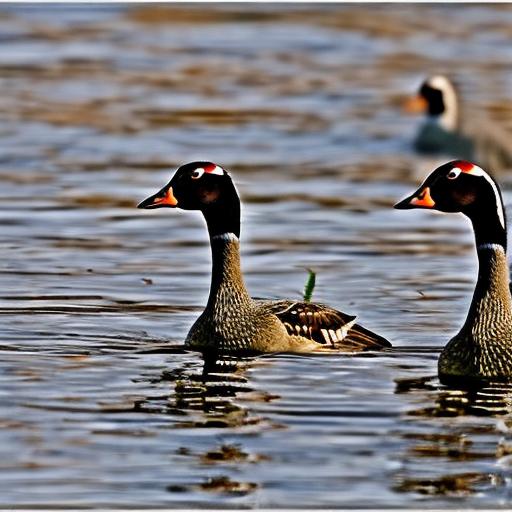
[393,374,512,498]
[396,374,512,417]
[135,351,280,430]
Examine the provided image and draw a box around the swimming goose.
[395,160,512,384]
[138,161,390,355]
[405,75,512,171]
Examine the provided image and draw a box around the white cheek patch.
[464,165,506,229]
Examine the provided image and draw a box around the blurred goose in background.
[405,75,512,172]
[138,161,391,355]
[395,160,512,385]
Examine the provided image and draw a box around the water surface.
[1,3,512,508]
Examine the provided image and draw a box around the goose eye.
[447,168,462,180]
[191,168,205,180]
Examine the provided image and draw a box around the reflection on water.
[1,2,512,508]
[397,375,512,417]
[132,354,276,501]
[393,373,512,503]
[136,355,271,430]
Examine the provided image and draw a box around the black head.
[138,161,230,210]
[395,160,507,247]
[138,161,241,238]
[404,75,457,118]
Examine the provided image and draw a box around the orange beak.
[394,186,436,210]
[138,186,178,209]
[403,94,428,114]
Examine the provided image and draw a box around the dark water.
[1,3,512,508]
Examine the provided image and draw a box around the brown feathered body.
[185,234,390,354]
[439,245,512,383]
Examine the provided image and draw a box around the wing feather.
[259,300,390,350]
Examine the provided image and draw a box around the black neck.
[467,206,507,251]
[202,181,241,239]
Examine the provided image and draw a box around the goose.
[138,161,391,355]
[395,159,512,384]
[405,75,512,171]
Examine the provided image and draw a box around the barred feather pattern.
[261,300,389,349]
[439,245,512,382]
[260,300,356,344]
